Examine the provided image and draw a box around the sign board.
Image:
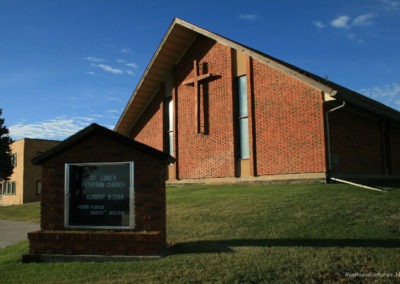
[65,162,134,229]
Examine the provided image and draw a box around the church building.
[115,18,400,183]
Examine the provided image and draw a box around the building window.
[165,74,174,158]
[3,181,16,195]
[237,76,250,159]
[167,96,174,156]
[11,153,17,167]
[36,180,42,195]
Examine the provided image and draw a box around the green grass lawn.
[0,201,40,223]
[1,183,400,283]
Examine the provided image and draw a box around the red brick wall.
[252,60,327,175]
[125,32,400,181]
[28,231,164,256]
[175,36,236,179]
[130,89,164,151]
[329,108,384,174]
[389,124,400,175]
[131,36,237,179]
[29,133,167,256]
[130,37,329,180]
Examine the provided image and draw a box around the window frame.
[166,96,174,157]
[236,75,250,160]
[11,153,17,168]
[64,161,135,229]
[2,181,16,195]
[36,180,42,195]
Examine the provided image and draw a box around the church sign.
[65,161,135,229]
[24,123,172,260]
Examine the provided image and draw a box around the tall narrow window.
[11,153,17,167]
[36,180,42,195]
[167,96,174,156]
[237,76,250,159]
[11,181,16,195]
[165,75,174,157]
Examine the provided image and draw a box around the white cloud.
[347,33,355,39]
[330,13,377,29]
[85,56,105,63]
[106,109,120,119]
[347,33,364,43]
[125,62,138,68]
[86,57,136,75]
[352,13,377,26]
[9,116,96,140]
[107,95,124,103]
[313,21,326,29]
[379,0,400,11]
[360,83,400,110]
[121,48,131,53]
[238,14,260,21]
[95,64,124,74]
[331,15,351,28]
[116,59,138,68]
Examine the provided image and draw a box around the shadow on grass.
[169,239,400,254]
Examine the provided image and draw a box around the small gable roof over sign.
[32,123,174,165]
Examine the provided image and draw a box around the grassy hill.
[0,201,40,223]
[1,183,399,283]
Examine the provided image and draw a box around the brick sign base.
[23,124,172,261]
[26,231,163,256]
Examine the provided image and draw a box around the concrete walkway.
[0,219,40,249]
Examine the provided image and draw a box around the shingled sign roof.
[32,123,174,165]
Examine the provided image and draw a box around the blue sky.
[1,0,400,140]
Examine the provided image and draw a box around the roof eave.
[114,18,400,133]
[33,124,174,165]
[115,18,197,136]
[335,92,400,122]
[114,18,335,136]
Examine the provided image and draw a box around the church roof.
[115,18,400,136]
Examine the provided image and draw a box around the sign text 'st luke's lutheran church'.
[116,18,400,183]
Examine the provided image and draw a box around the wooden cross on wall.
[183,60,212,133]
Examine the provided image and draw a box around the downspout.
[325,97,346,172]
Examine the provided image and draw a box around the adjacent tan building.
[0,138,59,206]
